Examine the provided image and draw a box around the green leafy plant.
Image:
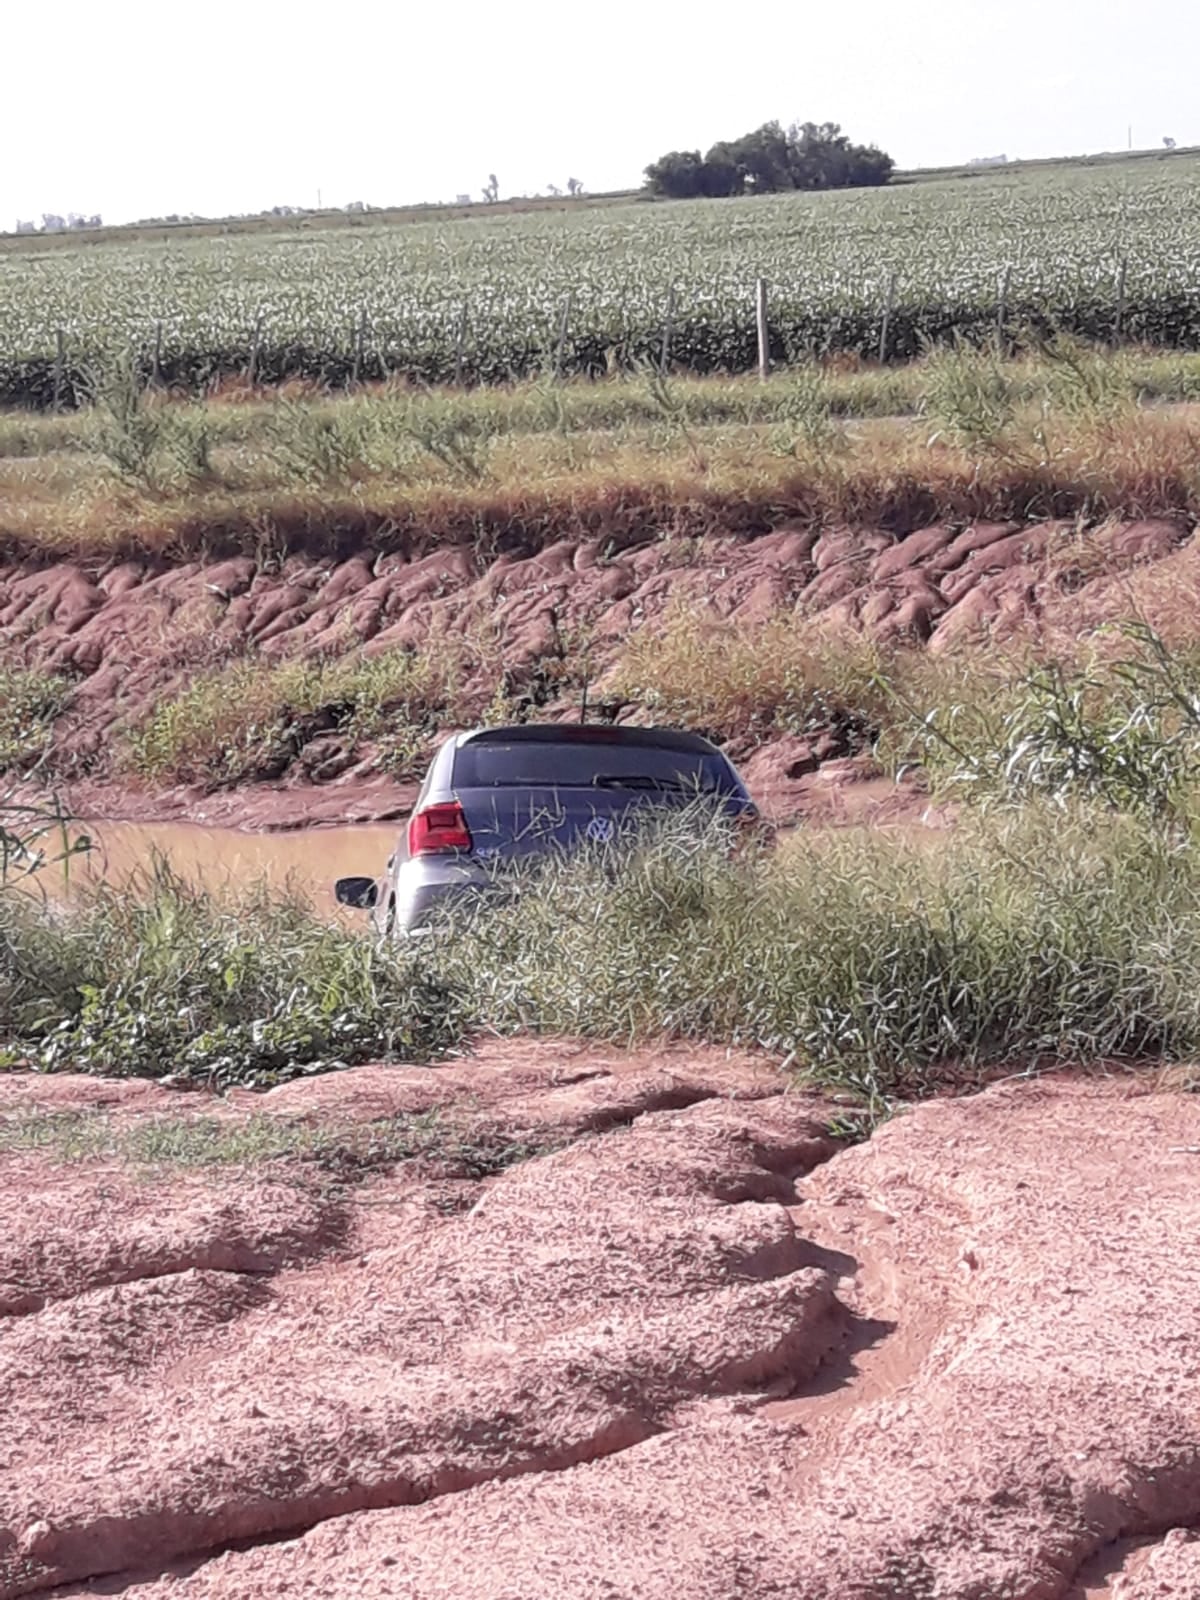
[0,670,72,773]
[0,861,467,1086]
[82,350,165,482]
[1033,329,1135,421]
[907,622,1200,819]
[921,339,1015,451]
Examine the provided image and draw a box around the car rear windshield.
[452,740,733,793]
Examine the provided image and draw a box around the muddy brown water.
[35,819,402,909]
[15,808,949,912]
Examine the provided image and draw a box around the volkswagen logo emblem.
[585,816,614,843]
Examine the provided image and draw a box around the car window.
[452,741,731,792]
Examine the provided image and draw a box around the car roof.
[454,723,724,757]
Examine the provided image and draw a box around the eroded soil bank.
[1,1042,1198,1599]
[2,515,1193,827]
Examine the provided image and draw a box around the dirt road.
[1,1045,1197,1599]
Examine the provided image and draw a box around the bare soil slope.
[1,1045,1197,1599]
[2,516,1194,822]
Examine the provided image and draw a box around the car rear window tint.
[452,741,731,791]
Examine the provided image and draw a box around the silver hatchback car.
[335,723,761,934]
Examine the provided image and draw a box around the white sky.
[4,0,1198,225]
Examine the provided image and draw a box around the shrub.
[909,622,1200,819]
[0,862,467,1087]
[433,801,1200,1103]
[921,340,1016,450]
[0,670,72,772]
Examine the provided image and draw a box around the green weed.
[0,1106,547,1178]
[0,670,72,772]
[0,859,467,1087]
[921,339,1016,451]
[434,801,1200,1103]
[905,622,1200,818]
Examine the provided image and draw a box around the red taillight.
[408,801,473,857]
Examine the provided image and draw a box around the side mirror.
[335,875,379,910]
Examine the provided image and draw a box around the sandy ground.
[0,1042,1197,1599]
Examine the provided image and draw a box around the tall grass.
[0,861,465,1087]
[124,644,475,785]
[906,621,1200,817]
[81,353,216,488]
[0,788,90,887]
[3,386,1199,561]
[4,798,1200,1098]
[608,608,894,746]
[921,340,1016,450]
[4,342,1200,562]
[439,803,1200,1103]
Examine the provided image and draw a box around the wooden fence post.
[755,278,769,381]
[661,286,676,375]
[997,267,1011,355]
[352,307,367,385]
[553,291,573,381]
[247,312,263,388]
[1114,257,1128,345]
[879,272,896,364]
[454,301,469,386]
[52,328,65,413]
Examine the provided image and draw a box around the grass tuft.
[124,646,471,785]
[0,858,467,1087]
[0,670,72,771]
[0,1107,549,1179]
[434,802,1200,1104]
[608,607,893,746]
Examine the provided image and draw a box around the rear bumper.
[391,861,501,934]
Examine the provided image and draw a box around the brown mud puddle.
[61,817,401,906]
[2,1053,1199,1599]
[20,760,946,909]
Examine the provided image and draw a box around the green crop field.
[3,151,1200,406]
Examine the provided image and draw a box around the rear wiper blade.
[591,775,692,792]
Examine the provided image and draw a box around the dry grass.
[607,606,897,743]
[123,644,482,785]
[0,346,1198,563]
[1,404,1197,566]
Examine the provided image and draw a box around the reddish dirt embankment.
[1,515,1194,826]
[2,1043,1199,1599]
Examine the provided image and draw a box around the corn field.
[4,154,1200,406]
